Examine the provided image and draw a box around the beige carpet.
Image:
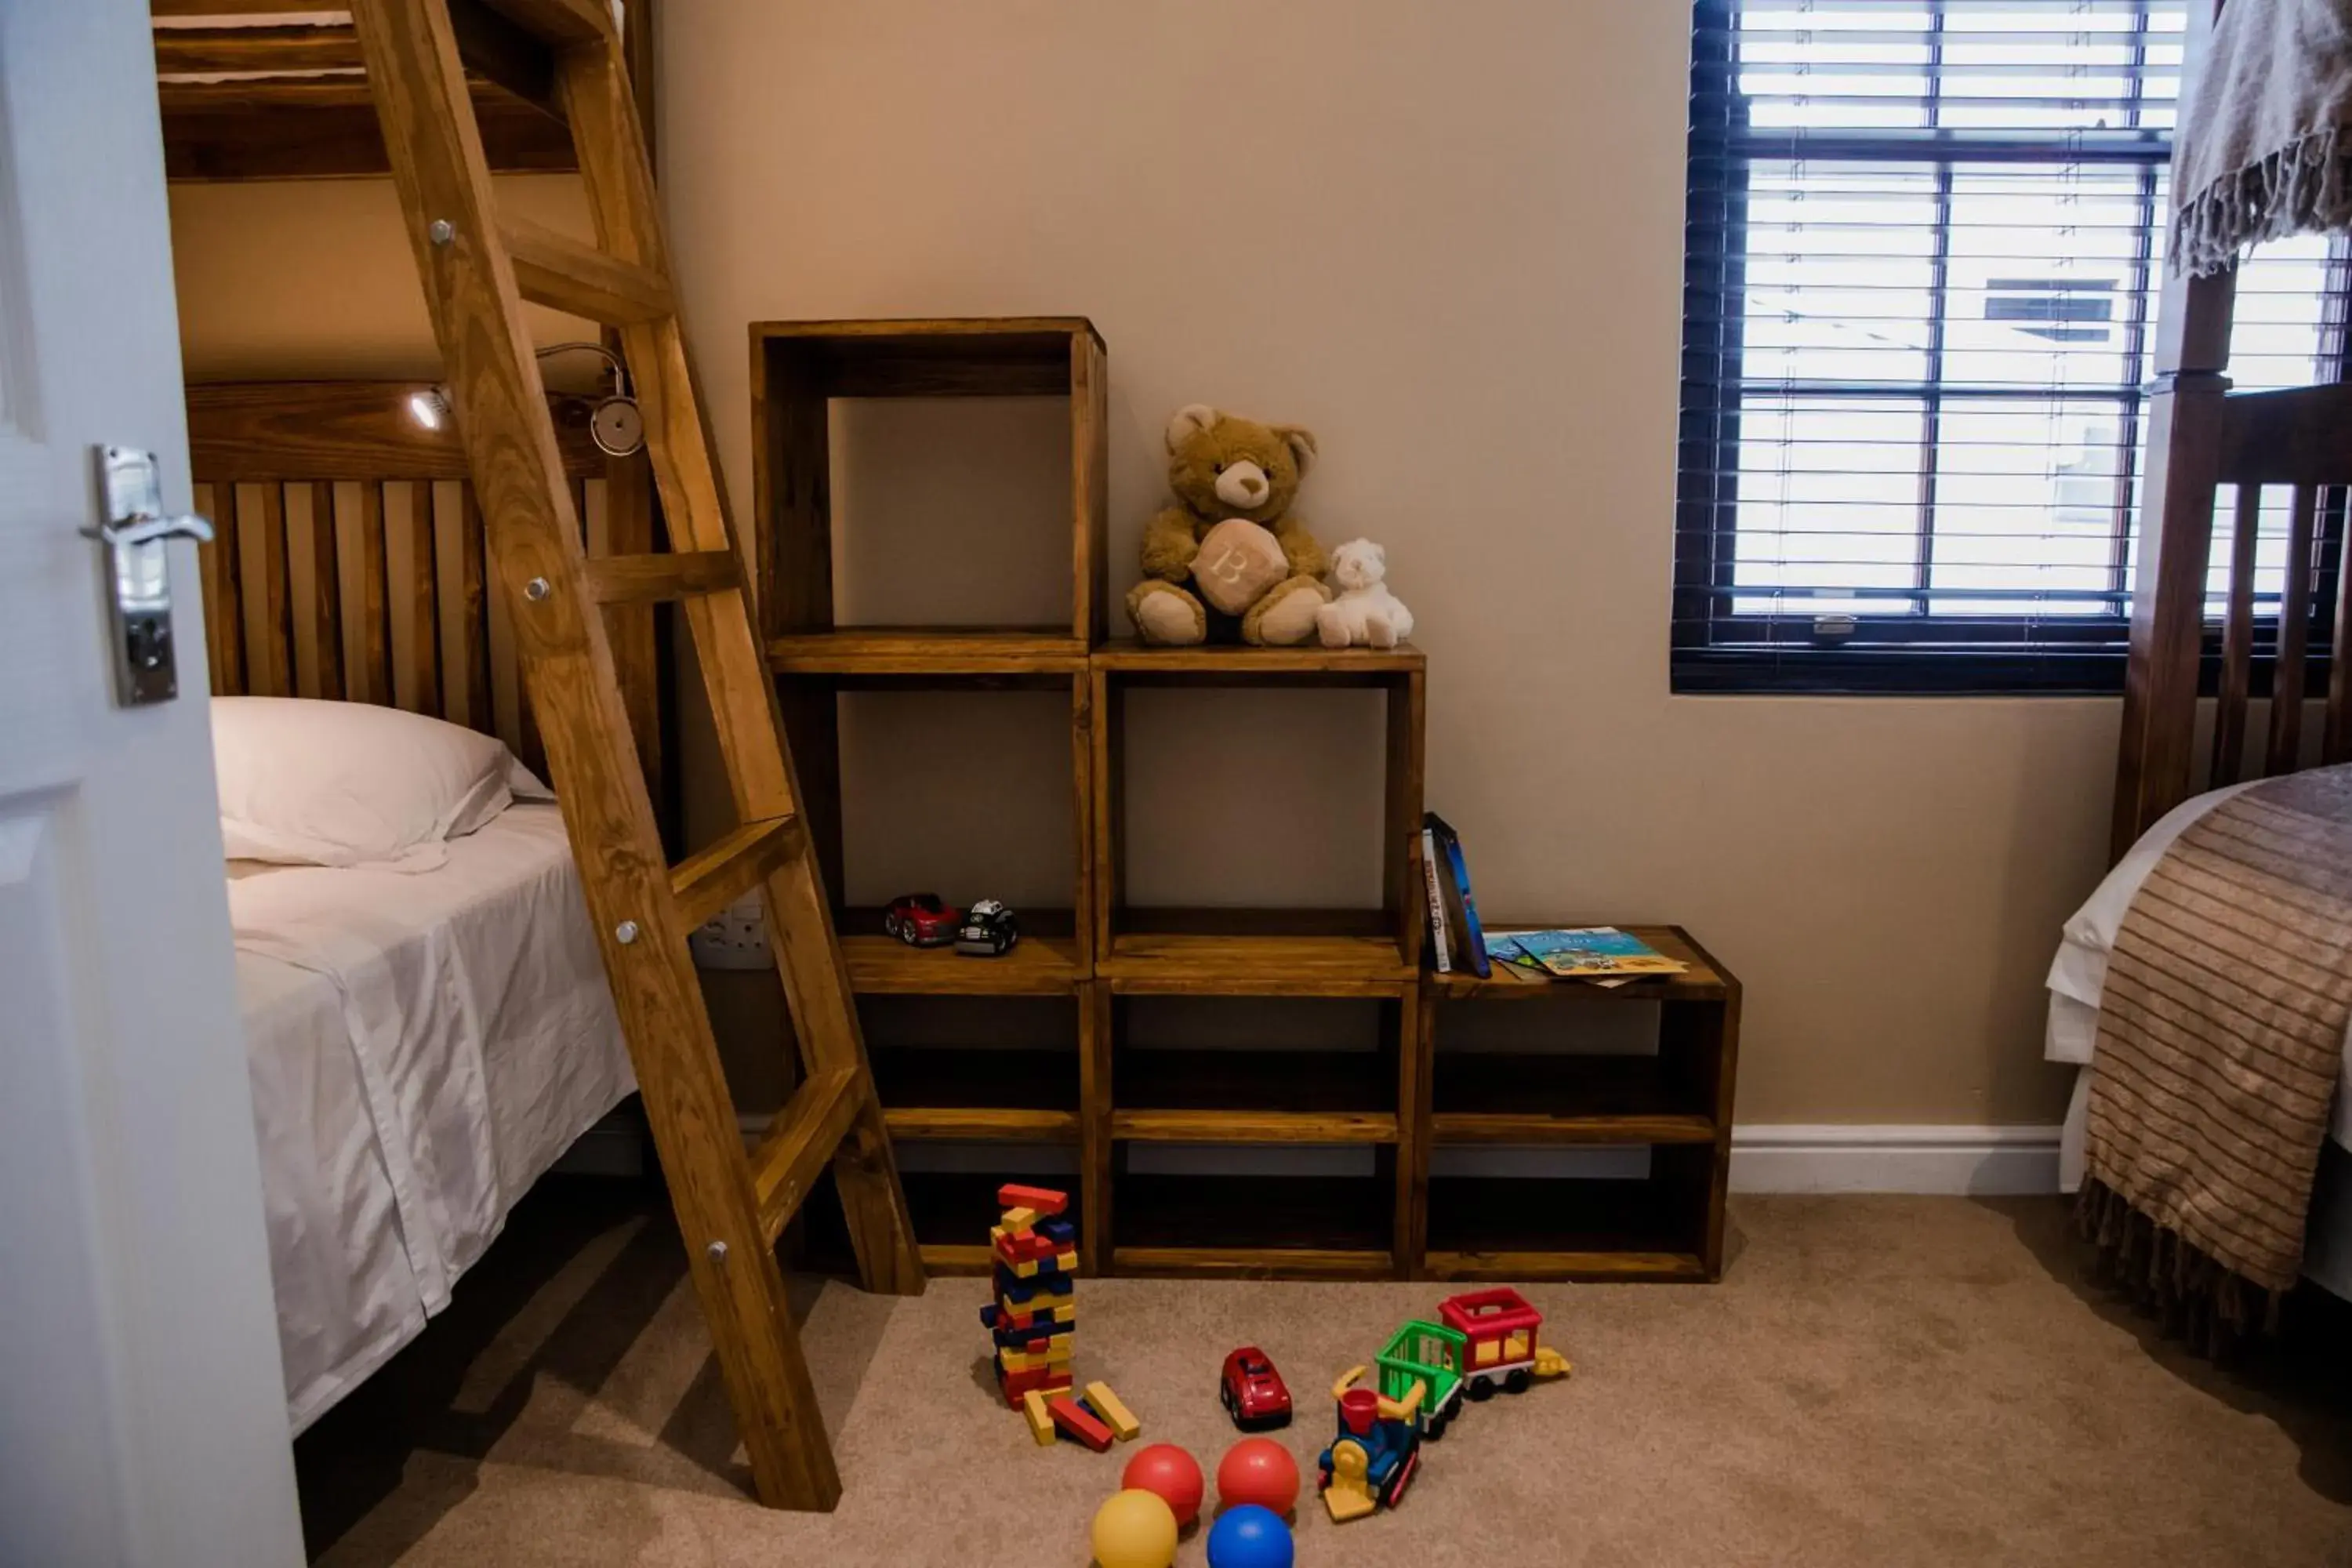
[296,1183,2352,1566]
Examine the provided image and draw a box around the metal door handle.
[86,446,207,706]
[79,512,213,549]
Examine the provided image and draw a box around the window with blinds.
[1675,0,2352,693]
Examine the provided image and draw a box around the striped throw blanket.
[2080,764,2352,1344]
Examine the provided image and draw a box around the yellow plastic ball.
[1090,1487,1178,1568]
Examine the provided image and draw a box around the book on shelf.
[1486,927,1686,982]
[1420,823,1452,974]
[1422,811,1490,978]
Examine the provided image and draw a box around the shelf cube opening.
[1424,1145,1714,1274]
[1112,995,1401,1118]
[1429,996,1716,1124]
[768,684,1089,978]
[753,319,1108,644]
[1111,1142,1396,1261]
[1094,666,1425,964]
[863,996,1082,1117]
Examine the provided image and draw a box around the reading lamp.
[406,341,645,457]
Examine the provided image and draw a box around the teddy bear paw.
[1363,612,1396,648]
[1250,580,1328,647]
[1316,604,1352,648]
[1132,586,1207,645]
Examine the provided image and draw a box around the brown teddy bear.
[1127,405,1331,646]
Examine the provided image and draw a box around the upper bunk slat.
[154,24,361,74]
[161,78,575,180]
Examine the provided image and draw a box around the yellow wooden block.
[1021,1388,1054,1446]
[996,1342,1076,1374]
[997,1207,1038,1232]
[1084,1381,1140,1442]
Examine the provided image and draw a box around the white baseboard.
[1730,1124,2062,1196]
[562,1115,2065,1198]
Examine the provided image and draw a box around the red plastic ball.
[1121,1443,1205,1527]
[1215,1436,1299,1516]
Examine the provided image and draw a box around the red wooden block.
[1047,1394,1114,1452]
[997,1366,1073,1406]
[996,1183,1069,1217]
[993,1232,1057,1267]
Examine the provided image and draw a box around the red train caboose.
[1438,1287,1570,1399]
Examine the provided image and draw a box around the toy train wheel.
[1466,1375,1497,1403]
[1381,1450,1419,1510]
[1424,1405,1450,1440]
[1504,1368,1532,1395]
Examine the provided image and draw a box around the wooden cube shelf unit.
[1413,926,1741,1283]
[752,316,1737,1283]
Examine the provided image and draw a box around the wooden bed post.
[2111,0,2237,862]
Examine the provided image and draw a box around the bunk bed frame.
[2111,0,2352,858]
[158,0,927,1512]
[153,0,651,181]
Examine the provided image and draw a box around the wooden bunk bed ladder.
[349,0,923,1511]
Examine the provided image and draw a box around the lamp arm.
[534,339,632,399]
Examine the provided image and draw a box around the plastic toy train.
[1369,1287,1572,1442]
[1316,1287,1571,1523]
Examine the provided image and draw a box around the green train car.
[1372,1319,1468,1439]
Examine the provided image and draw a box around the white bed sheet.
[231,804,633,1432]
[2043,778,2352,1298]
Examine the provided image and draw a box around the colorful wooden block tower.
[982,1183,1078,1412]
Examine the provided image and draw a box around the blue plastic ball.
[1206,1503,1293,1568]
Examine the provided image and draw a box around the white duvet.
[230,804,634,1431]
[2045,777,2352,1298]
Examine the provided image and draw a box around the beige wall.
[166,0,2121,1125]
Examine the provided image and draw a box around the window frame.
[1671,0,2347,696]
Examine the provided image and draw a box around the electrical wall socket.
[689,892,772,971]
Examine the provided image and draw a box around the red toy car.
[1218,1345,1293,1430]
[882,893,960,948]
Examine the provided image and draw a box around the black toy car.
[955,898,1019,957]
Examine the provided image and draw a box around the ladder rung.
[503,216,674,325]
[474,0,614,46]
[671,815,803,931]
[583,550,741,604]
[752,1067,866,1243]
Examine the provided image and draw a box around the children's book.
[1506,927,1685,980]
[1422,812,1490,978]
[1482,934,1551,984]
[1420,824,1452,974]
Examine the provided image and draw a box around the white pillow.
[211,696,552,872]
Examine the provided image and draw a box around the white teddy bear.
[1316,538,1415,649]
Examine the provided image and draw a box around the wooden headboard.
[188,379,665,803]
[2114,266,2352,858]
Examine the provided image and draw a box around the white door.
[0,5,303,1566]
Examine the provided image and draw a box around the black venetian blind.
[1674,0,2350,694]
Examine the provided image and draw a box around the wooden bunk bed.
[156,0,925,1511]
[2059,0,2352,1344]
